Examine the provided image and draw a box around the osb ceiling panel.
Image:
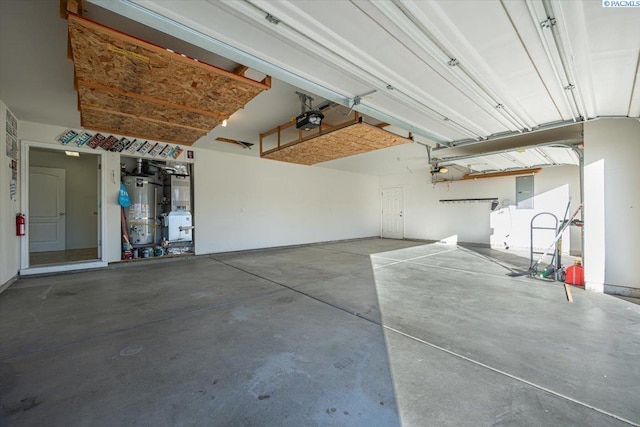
[262,122,412,165]
[78,84,220,130]
[81,109,206,145]
[67,14,270,145]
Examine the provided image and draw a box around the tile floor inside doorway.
[1,238,639,426]
[29,247,98,266]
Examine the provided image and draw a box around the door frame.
[380,185,404,239]
[20,140,108,274]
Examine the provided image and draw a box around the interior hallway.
[1,238,638,426]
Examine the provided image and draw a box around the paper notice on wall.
[5,108,18,160]
[5,134,14,158]
[9,179,16,201]
[10,159,17,180]
[169,145,184,159]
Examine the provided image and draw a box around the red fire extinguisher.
[16,213,25,237]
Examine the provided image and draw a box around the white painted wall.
[30,149,99,250]
[193,149,380,253]
[17,121,380,264]
[0,100,21,288]
[380,165,581,252]
[584,118,640,296]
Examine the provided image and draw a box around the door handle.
[59,212,65,216]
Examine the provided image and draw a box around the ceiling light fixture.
[221,119,228,127]
[65,151,80,157]
[431,164,448,174]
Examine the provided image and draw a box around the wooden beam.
[261,122,413,165]
[234,65,249,76]
[77,80,227,119]
[83,106,210,133]
[67,34,73,60]
[61,0,83,17]
[260,120,296,139]
[261,117,371,157]
[60,0,67,18]
[80,123,190,146]
[462,168,542,180]
[564,283,574,303]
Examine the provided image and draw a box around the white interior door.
[381,187,404,239]
[29,167,66,252]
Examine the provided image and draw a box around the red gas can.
[565,261,584,287]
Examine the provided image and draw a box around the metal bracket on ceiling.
[540,17,556,28]
[342,89,377,116]
[296,91,315,114]
[447,58,460,67]
[265,13,280,25]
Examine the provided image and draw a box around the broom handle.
[532,205,582,269]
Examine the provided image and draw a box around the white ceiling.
[1,0,638,175]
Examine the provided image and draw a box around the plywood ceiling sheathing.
[67,14,270,145]
[261,120,413,165]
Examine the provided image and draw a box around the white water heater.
[123,176,160,245]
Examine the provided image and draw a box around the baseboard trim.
[0,275,18,294]
[20,261,108,276]
[604,284,640,299]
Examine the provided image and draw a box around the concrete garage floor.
[1,238,639,426]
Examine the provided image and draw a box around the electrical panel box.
[516,175,534,209]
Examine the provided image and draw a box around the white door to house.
[29,167,66,252]
[381,187,404,239]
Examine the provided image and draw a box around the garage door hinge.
[540,17,556,28]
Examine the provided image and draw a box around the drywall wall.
[380,165,581,252]
[584,118,640,296]
[30,148,98,250]
[0,100,21,289]
[193,149,380,253]
[19,121,380,263]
